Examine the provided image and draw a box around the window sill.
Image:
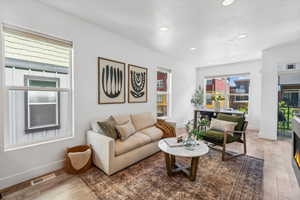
[4,135,74,152]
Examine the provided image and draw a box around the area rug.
[80,150,263,200]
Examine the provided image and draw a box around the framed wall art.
[128,64,148,103]
[98,57,126,104]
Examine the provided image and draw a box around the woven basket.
[64,145,92,174]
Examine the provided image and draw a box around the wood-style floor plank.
[2,129,300,200]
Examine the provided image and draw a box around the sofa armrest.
[86,130,115,173]
[165,120,176,128]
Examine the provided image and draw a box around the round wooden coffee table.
[158,137,209,181]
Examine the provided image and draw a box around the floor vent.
[30,173,56,186]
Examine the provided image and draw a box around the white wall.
[196,60,262,130]
[261,40,300,140]
[0,0,193,189]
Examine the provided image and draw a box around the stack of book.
[163,138,184,148]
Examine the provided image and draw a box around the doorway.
[278,72,300,137]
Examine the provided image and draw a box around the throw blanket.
[155,119,176,138]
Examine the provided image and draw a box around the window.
[282,89,300,107]
[2,24,73,149]
[157,69,172,117]
[205,75,250,113]
[25,76,60,133]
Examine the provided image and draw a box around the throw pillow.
[217,113,245,131]
[210,118,237,133]
[97,118,119,139]
[115,120,136,141]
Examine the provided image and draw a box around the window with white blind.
[2,24,73,150]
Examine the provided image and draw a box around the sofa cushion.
[140,126,163,141]
[115,132,152,156]
[131,112,156,131]
[112,114,131,125]
[115,120,136,141]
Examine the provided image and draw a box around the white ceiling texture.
[38,0,300,67]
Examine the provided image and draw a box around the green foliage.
[192,129,206,140]
[238,106,248,113]
[185,118,208,140]
[211,95,225,102]
[191,85,204,107]
[198,118,209,127]
[185,120,193,133]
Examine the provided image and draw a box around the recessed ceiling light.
[159,27,169,31]
[222,0,235,6]
[237,34,247,39]
[190,47,197,51]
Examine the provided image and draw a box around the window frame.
[1,24,74,151]
[24,75,61,133]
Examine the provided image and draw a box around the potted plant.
[212,95,225,112]
[191,85,204,109]
[185,119,208,142]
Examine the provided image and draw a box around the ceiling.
[38,0,300,67]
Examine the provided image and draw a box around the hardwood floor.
[1,129,300,200]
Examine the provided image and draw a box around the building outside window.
[2,24,73,149]
[205,75,250,113]
[157,69,172,117]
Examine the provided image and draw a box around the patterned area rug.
[80,150,263,200]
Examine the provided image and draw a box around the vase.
[214,101,221,112]
[184,133,196,151]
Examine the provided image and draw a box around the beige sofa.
[87,112,175,175]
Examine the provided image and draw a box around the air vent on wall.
[287,64,296,70]
[278,63,300,72]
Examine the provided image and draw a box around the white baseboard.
[0,159,64,190]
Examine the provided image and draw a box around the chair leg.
[243,132,247,155]
[222,133,227,161]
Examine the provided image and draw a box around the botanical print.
[98,57,125,104]
[128,64,147,103]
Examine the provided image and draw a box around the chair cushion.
[115,132,152,156]
[140,126,163,141]
[203,129,242,144]
[217,113,245,131]
[115,120,136,141]
[131,112,157,131]
[210,118,237,132]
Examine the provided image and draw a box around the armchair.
[202,113,248,161]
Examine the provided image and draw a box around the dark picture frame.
[98,57,126,104]
[128,64,148,103]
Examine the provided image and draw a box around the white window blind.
[3,24,72,67]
